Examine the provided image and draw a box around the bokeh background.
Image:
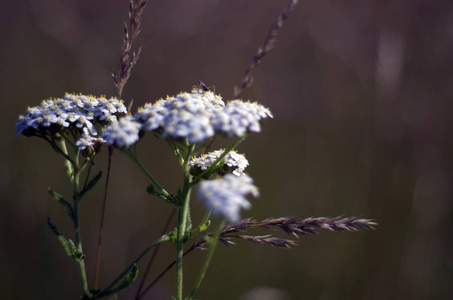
[2,0,453,299]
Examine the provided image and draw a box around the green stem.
[175,193,190,299]
[186,219,226,300]
[39,135,74,166]
[190,210,211,238]
[58,138,73,178]
[66,148,89,296]
[61,130,77,151]
[127,147,170,197]
[82,161,92,190]
[175,144,194,299]
[73,187,89,296]
[166,139,185,166]
[96,234,172,297]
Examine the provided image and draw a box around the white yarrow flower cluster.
[189,150,249,176]
[197,174,259,222]
[73,127,105,151]
[101,89,272,147]
[134,90,225,144]
[101,116,141,147]
[76,134,106,151]
[130,89,272,145]
[15,93,127,151]
[211,100,273,137]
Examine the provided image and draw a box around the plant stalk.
[70,150,90,296]
[186,219,226,300]
[175,145,194,299]
[94,146,114,289]
[128,148,170,197]
[175,193,191,299]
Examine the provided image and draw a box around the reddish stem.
[135,208,176,299]
[93,146,114,289]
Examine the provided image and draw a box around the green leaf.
[110,264,139,294]
[196,220,211,234]
[47,217,84,260]
[81,290,95,300]
[87,289,100,299]
[48,187,73,217]
[169,229,178,243]
[79,171,102,198]
[147,184,179,204]
[146,184,156,195]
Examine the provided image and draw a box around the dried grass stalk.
[140,216,376,296]
[194,216,377,249]
[95,0,148,290]
[233,0,299,98]
[113,0,148,100]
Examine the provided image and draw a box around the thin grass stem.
[127,147,170,197]
[233,0,299,98]
[135,208,176,299]
[93,146,114,289]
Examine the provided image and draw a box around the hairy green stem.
[175,192,191,299]
[166,139,185,166]
[175,144,194,299]
[61,130,77,150]
[61,143,89,297]
[58,138,73,178]
[82,162,92,190]
[187,219,226,300]
[41,136,74,168]
[73,172,89,296]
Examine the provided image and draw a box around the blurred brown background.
[2,0,453,299]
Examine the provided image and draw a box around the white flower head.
[134,90,225,144]
[16,93,128,154]
[133,90,272,144]
[76,132,106,152]
[101,116,141,147]
[189,150,249,177]
[197,174,259,222]
[15,93,127,137]
[211,100,273,137]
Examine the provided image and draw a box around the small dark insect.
[197,80,209,91]
[192,80,215,93]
